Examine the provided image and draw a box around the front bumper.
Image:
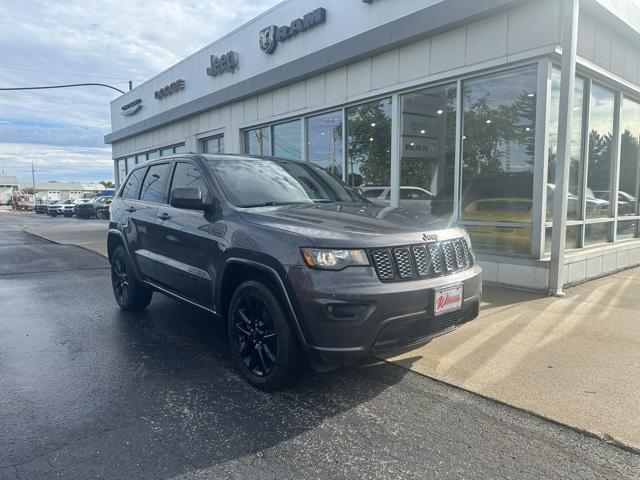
[287,264,482,372]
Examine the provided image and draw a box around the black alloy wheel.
[233,294,278,377]
[228,281,301,390]
[110,246,152,311]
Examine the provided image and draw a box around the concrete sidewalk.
[17,210,640,450]
[382,271,640,450]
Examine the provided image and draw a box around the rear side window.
[140,163,170,203]
[121,168,145,199]
[170,162,207,194]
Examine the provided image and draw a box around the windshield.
[206,158,365,207]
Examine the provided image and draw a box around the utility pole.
[31,161,36,191]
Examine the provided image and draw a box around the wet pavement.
[1,211,639,479]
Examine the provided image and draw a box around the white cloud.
[0,0,279,181]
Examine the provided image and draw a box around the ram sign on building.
[106,0,640,293]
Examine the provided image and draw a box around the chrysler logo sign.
[259,7,326,54]
[154,79,185,100]
[120,98,142,116]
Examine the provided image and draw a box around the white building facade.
[34,183,104,201]
[106,0,640,293]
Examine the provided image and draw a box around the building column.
[549,0,580,296]
[390,93,401,208]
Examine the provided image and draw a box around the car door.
[129,162,171,282]
[153,160,216,307]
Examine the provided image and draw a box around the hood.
[238,202,464,248]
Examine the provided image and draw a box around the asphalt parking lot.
[1,211,639,479]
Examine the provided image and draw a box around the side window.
[362,188,383,199]
[140,163,170,204]
[170,162,207,195]
[120,168,145,199]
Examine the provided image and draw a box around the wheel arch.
[107,229,141,278]
[219,258,309,349]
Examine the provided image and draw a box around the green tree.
[100,180,115,188]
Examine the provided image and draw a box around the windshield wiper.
[311,199,335,203]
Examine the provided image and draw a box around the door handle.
[158,212,171,220]
[126,206,136,213]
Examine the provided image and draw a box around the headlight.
[301,248,369,270]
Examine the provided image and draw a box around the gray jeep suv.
[108,154,482,390]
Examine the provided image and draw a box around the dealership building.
[106,0,640,293]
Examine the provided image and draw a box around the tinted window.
[171,162,207,195]
[273,120,301,160]
[207,159,363,207]
[307,110,343,177]
[121,168,145,199]
[362,188,384,198]
[140,163,170,203]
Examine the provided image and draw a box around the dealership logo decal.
[120,98,142,116]
[206,51,239,77]
[154,79,185,100]
[259,7,326,54]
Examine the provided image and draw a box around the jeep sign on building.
[106,0,640,293]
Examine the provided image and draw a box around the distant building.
[34,182,104,201]
[0,175,20,205]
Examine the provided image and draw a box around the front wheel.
[228,280,302,391]
[111,246,152,311]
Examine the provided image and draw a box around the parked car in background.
[95,198,112,219]
[73,198,92,216]
[45,200,61,216]
[108,154,481,390]
[593,190,635,216]
[47,199,74,217]
[359,186,435,211]
[76,196,113,218]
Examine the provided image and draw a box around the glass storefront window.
[346,98,392,187]
[202,136,224,154]
[460,64,538,254]
[617,220,638,239]
[244,126,271,156]
[618,97,640,216]
[174,144,187,154]
[160,147,174,157]
[547,69,586,221]
[135,154,145,164]
[400,83,456,219]
[586,84,616,219]
[307,110,343,177]
[273,120,302,160]
[117,159,126,185]
[584,222,611,246]
[147,151,160,161]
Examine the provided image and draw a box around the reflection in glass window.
[121,168,145,199]
[174,144,187,154]
[147,151,160,161]
[401,83,456,218]
[117,159,127,186]
[202,136,224,154]
[307,111,343,177]
[160,147,174,157]
[617,220,638,239]
[346,98,392,187]
[244,126,271,156]
[171,162,206,196]
[140,163,169,204]
[618,98,640,217]
[460,65,538,253]
[273,120,302,160]
[135,154,145,164]
[584,222,610,246]
[586,84,615,219]
[547,69,586,221]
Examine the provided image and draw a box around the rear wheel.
[228,280,302,391]
[96,209,105,219]
[111,246,152,311]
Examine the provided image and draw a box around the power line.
[0,82,126,94]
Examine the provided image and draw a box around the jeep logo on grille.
[422,233,438,242]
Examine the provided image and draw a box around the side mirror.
[170,187,206,210]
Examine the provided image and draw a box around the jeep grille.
[369,238,473,282]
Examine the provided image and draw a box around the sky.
[0,0,279,185]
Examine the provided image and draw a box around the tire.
[50,211,57,217]
[110,245,153,311]
[64,212,73,218]
[96,209,105,219]
[227,280,302,391]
